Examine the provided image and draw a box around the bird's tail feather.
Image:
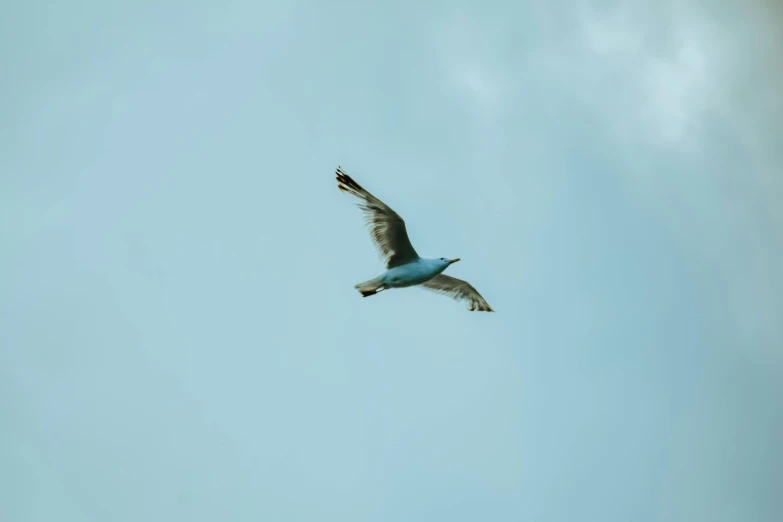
[355,277,385,297]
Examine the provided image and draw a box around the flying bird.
[336,166,494,312]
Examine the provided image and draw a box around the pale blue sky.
[1,1,781,521]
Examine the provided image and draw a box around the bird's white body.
[381,258,450,288]
[355,256,456,296]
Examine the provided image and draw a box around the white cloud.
[575,2,728,145]
[432,12,512,120]
[638,46,707,142]
[580,5,645,56]
[432,1,780,163]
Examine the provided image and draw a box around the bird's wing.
[336,166,419,268]
[420,274,494,312]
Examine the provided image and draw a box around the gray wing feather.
[336,166,419,268]
[421,274,494,312]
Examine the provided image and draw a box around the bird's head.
[438,257,461,269]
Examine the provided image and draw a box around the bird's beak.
[448,258,461,264]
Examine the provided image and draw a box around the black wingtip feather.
[335,167,362,192]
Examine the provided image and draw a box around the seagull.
[336,166,494,312]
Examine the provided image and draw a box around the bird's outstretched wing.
[336,166,419,268]
[420,274,494,312]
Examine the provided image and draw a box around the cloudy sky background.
[2,1,781,520]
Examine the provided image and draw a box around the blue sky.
[1,1,781,521]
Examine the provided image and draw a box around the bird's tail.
[355,276,385,297]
